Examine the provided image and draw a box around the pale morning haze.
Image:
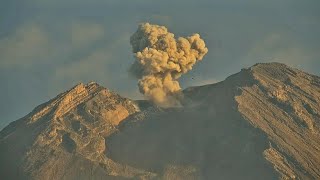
[1,0,319,129]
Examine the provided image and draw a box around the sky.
[0,0,319,129]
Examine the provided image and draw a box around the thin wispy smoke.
[129,23,208,107]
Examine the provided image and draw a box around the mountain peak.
[251,62,290,69]
[27,82,105,124]
[1,63,320,179]
[246,62,319,85]
[0,81,151,179]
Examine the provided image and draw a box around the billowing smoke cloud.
[130,23,208,107]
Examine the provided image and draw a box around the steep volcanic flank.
[0,82,155,180]
[0,63,319,180]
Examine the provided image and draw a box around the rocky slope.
[0,62,319,179]
[0,82,155,180]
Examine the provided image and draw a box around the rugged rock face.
[182,63,320,179]
[0,82,155,180]
[0,63,319,180]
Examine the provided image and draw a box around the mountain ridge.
[1,62,319,180]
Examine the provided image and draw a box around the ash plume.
[129,23,208,107]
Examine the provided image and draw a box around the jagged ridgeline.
[0,63,320,179]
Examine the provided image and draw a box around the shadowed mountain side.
[106,63,320,179]
[106,69,277,179]
[0,62,319,180]
[107,106,278,179]
[185,63,320,179]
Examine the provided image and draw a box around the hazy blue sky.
[1,0,319,129]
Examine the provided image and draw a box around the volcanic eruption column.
[130,23,208,107]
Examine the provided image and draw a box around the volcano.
[1,63,319,180]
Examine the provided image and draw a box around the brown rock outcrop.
[0,63,319,179]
